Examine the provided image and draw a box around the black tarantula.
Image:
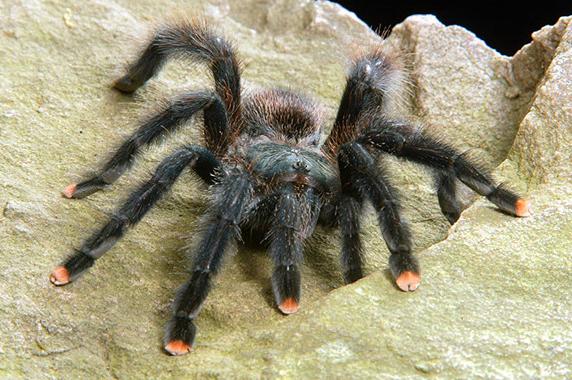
[50,20,530,355]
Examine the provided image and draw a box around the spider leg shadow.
[234,242,276,309]
[152,203,208,333]
[303,231,346,287]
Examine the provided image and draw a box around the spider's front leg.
[337,142,420,291]
[112,21,241,118]
[64,91,228,199]
[50,145,220,285]
[269,184,318,314]
[164,170,253,356]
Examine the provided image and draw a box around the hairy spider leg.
[270,185,318,314]
[338,142,419,291]
[164,171,253,355]
[358,117,530,217]
[324,49,402,157]
[51,146,220,286]
[64,91,228,199]
[113,20,241,121]
[335,193,364,284]
[435,172,465,224]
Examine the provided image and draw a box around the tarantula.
[49,20,530,355]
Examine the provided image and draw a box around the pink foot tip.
[164,340,192,356]
[278,298,299,315]
[515,199,531,217]
[62,184,77,199]
[396,271,421,292]
[50,266,70,286]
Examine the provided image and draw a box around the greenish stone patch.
[1,0,570,378]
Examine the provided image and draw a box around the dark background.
[333,1,571,56]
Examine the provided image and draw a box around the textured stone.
[1,0,571,378]
[508,17,572,184]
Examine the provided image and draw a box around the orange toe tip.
[164,340,192,356]
[50,266,70,286]
[396,271,421,292]
[515,198,531,217]
[278,298,299,315]
[62,183,77,199]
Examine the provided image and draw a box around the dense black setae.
[50,19,530,356]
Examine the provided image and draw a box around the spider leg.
[269,185,317,314]
[50,145,220,286]
[436,172,464,224]
[324,49,403,157]
[113,21,241,119]
[338,142,419,291]
[164,170,253,355]
[318,188,365,283]
[65,91,228,199]
[336,194,365,283]
[358,118,531,217]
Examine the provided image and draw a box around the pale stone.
[1,0,570,378]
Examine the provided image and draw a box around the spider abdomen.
[242,88,324,145]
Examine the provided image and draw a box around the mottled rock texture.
[0,0,570,378]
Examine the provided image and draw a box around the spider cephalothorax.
[50,20,530,355]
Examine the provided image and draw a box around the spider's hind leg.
[51,145,220,285]
[436,171,465,224]
[359,118,531,218]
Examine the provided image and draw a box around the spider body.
[50,20,529,356]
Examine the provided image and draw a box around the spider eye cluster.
[245,142,333,186]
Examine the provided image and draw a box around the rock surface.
[1,0,570,378]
